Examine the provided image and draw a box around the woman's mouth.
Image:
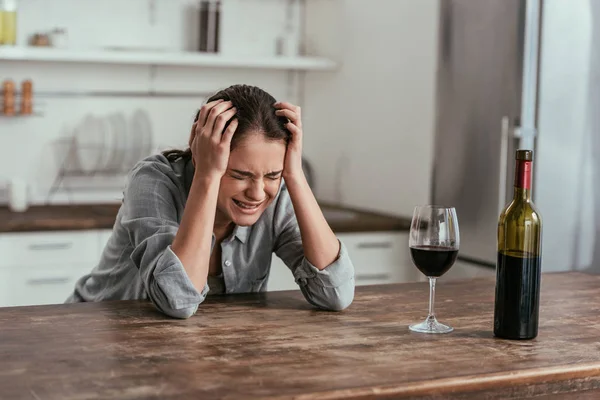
[233,199,263,214]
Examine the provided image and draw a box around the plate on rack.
[126,109,154,169]
[98,116,113,172]
[107,113,128,172]
[134,109,154,160]
[74,114,106,174]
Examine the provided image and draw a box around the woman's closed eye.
[229,170,282,181]
[266,173,282,181]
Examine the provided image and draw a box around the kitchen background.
[0,0,436,212]
[0,0,597,307]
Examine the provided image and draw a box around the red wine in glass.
[409,205,460,334]
[410,245,458,277]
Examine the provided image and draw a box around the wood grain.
[0,203,411,233]
[1,272,599,399]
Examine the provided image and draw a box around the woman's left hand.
[275,101,304,180]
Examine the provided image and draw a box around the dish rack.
[46,110,154,203]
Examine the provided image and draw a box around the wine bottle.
[494,149,542,340]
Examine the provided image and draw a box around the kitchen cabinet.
[0,230,416,307]
[267,232,417,291]
[0,231,100,307]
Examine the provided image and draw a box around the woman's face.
[216,132,286,227]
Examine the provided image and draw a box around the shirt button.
[224,260,232,267]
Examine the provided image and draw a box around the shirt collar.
[232,225,250,243]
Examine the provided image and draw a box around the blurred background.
[0,0,598,307]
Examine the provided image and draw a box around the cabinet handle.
[356,242,392,249]
[356,273,391,281]
[28,242,73,251]
[26,277,70,285]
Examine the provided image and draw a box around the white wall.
[303,0,439,217]
[0,0,300,204]
[0,0,440,217]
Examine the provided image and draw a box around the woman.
[66,84,355,318]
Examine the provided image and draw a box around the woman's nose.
[245,179,265,201]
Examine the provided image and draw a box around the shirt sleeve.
[120,161,210,319]
[272,184,355,311]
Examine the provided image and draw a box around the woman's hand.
[274,101,304,180]
[189,99,238,179]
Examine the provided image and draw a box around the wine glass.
[409,205,460,334]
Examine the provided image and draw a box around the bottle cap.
[516,149,533,161]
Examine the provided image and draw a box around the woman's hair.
[163,84,291,162]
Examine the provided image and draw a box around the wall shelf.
[0,47,338,71]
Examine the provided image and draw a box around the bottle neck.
[513,159,532,201]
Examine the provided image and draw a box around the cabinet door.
[338,231,418,286]
[0,267,82,307]
[266,231,418,291]
[0,231,99,269]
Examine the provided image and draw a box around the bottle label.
[515,161,532,189]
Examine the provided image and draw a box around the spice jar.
[20,79,32,115]
[2,79,16,116]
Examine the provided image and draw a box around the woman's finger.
[274,101,301,115]
[221,118,238,147]
[286,121,302,139]
[275,109,301,127]
[204,101,234,134]
[211,107,237,141]
[197,99,225,128]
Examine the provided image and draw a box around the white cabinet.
[0,231,99,268]
[0,230,103,307]
[0,228,417,305]
[341,231,415,286]
[267,231,417,291]
[0,268,82,307]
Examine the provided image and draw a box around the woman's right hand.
[189,99,238,179]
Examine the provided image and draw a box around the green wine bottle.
[494,149,543,340]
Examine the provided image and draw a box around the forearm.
[171,174,220,292]
[283,173,339,270]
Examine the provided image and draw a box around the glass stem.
[428,277,437,319]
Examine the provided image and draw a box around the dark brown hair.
[162,84,290,162]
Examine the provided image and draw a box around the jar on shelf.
[20,79,32,115]
[1,0,18,46]
[2,79,16,116]
[51,28,68,48]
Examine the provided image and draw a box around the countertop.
[1,273,599,399]
[0,202,411,234]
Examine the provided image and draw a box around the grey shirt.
[66,154,355,318]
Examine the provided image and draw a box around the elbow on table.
[327,288,354,311]
[310,283,355,312]
[156,303,199,319]
[146,283,201,319]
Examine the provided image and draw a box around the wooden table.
[1,272,599,399]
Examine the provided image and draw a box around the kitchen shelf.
[0,47,338,71]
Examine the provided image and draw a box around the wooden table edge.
[269,362,600,400]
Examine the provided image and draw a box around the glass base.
[409,316,453,334]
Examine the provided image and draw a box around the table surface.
[1,272,600,399]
